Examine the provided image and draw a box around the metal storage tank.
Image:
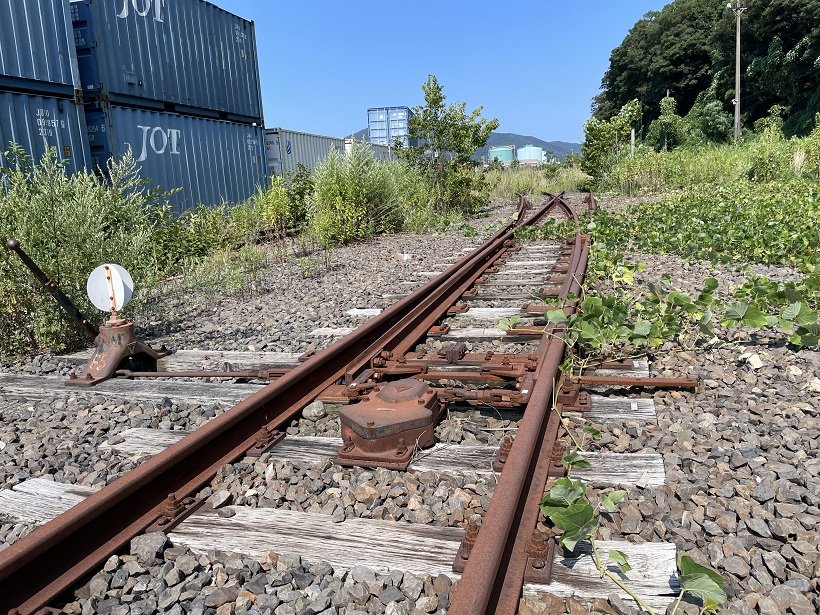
[0,91,90,174]
[517,145,544,165]
[0,0,81,97]
[344,139,393,161]
[488,145,516,165]
[368,106,414,147]
[71,0,263,123]
[84,103,267,214]
[266,128,344,177]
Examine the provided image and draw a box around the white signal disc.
[87,264,134,312]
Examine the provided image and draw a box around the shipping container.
[84,103,266,214]
[0,91,90,174]
[0,0,80,97]
[266,128,344,177]
[368,106,415,147]
[344,138,394,162]
[488,145,516,165]
[71,0,263,123]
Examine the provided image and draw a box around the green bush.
[307,143,402,246]
[0,147,165,354]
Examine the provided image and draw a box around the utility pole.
[728,1,747,143]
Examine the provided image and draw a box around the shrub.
[0,147,164,354]
[307,143,400,246]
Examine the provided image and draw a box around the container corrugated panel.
[84,104,266,214]
[344,139,393,161]
[0,91,90,173]
[0,0,80,97]
[266,128,344,177]
[71,0,263,123]
[367,106,414,146]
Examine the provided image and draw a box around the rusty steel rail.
[0,196,561,615]
[449,196,591,614]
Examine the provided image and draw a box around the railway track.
[0,194,683,614]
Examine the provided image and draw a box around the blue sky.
[212,1,667,143]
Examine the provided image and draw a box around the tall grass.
[598,117,820,195]
[487,164,589,199]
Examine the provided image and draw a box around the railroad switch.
[66,315,170,387]
[336,378,444,471]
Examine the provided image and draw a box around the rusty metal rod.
[5,238,98,339]
[575,375,698,389]
[114,369,288,380]
[450,198,590,614]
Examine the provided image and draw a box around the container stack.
[0,0,91,173]
[71,0,267,213]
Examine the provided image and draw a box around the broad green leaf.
[608,549,632,574]
[741,304,768,328]
[546,309,568,324]
[600,490,627,513]
[632,320,652,337]
[678,573,727,606]
[551,502,598,552]
[562,450,591,470]
[540,477,587,511]
[679,555,725,588]
[721,302,748,326]
[582,424,602,440]
[795,303,818,326]
[702,277,718,293]
[781,302,802,322]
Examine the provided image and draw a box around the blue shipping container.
[71,0,263,123]
[0,91,90,174]
[0,0,80,97]
[84,104,267,214]
[368,106,414,147]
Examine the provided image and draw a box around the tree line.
[593,0,819,138]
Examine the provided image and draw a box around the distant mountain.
[346,129,580,162]
[476,133,580,162]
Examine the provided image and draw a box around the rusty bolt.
[84,372,93,381]
[527,529,553,570]
[69,373,77,380]
[395,438,408,457]
[366,421,375,428]
[459,514,482,561]
[498,435,513,465]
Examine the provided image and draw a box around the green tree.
[646,96,685,151]
[582,99,641,179]
[397,75,499,214]
[595,0,820,138]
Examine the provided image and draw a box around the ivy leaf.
[546,309,568,324]
[540,477,587,511]
[551,502,598,552]
[702,277,718,293]
[795,303,818,326]
[632,320,652,337]
[699,310,714,335]
[721,302,767,328]
[600,490,627,513]
[780,302,802,322]
[678,555,727,607]
[608,549,632,574]
[562,450,591,470]
[582,424,602,440]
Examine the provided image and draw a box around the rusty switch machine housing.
[337,379,444,470]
